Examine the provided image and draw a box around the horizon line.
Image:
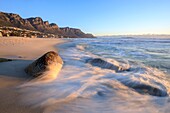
[95,34,170,37]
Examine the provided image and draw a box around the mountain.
[60,27,94,38]
[0,11,95,38]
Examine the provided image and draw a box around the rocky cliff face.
[0,12,35,30]
[0,11,95,38]
[60,27,94,38]
[26,17,62,35]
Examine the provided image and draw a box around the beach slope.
[0,37,66,113]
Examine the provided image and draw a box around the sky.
[0,0,170,36]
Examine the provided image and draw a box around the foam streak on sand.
[0,37,66,113]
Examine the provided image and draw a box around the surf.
[17,38,170,113]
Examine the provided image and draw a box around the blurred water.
[18,37,170,113]
[69,37,170,75]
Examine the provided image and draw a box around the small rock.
[0,58,12,63]
[87,58,129,72]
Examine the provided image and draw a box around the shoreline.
[0,37,67,113]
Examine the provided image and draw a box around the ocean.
[19,37,170,113]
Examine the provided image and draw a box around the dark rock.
[130,84,168,97]
[0,58,12,62]
[87,58,129,72]
[25,51,63,77]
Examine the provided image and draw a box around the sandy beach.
[0,37,66,113]
[1,36,170,113]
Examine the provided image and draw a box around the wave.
[76,44,88,51]
[114,66,170,97]
[85,57,170,97]
[62,41,170,97]
[16,39,170,113]
[17,63,170,112]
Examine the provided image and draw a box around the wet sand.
[0,37,66,113]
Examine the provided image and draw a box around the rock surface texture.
[25,51,63,78]
[87,58,130,72]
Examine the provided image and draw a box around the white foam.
[17,40,170,113]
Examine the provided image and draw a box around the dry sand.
[0,37,66,113]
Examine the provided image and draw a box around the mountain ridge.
[0,11,95,38]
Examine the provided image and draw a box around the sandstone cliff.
[0,11,95,38]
